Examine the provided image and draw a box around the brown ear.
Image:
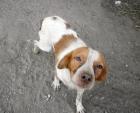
[94,64,108,81]
[57,52,72,69]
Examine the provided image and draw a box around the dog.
[33,16,107,113]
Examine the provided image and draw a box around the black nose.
[81,73,92,82]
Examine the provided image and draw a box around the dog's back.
[36,16,79,52]
[40,16,77,44]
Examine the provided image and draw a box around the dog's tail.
[39,19,44,30]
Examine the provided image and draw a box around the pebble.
[128,41,131,44]
[104,110,108,113]
[100,97,105,100]
[62,93,67,97]
[47,94,51,99]
[111,51,114,55]
[115,0,121,6]
[27,40,31,42]
[45,94,51,101]
[125,64,128,68]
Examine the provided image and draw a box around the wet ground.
[0,0,140,113]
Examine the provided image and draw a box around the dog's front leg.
[52,75,60,91]
[76,90,85,113]
[33,31,52,54]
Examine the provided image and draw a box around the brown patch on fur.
[57,52,72,69]
[58,47,89,76]
[93,52,108,81]
[54,34,77,57]
[65,22,71,29]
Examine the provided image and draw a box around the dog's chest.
[56,68,76,89]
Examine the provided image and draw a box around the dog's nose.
[81,72,92,83]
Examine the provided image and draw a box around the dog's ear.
[93,52,108,81]
[57,52,72,69]
[94,62,108,81]
[95,65,107,81]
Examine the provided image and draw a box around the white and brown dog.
[34,16,107,113]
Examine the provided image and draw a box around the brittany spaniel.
[33,16,107,113]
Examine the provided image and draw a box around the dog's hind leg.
[33,40,41,54]
[33,30,52,54]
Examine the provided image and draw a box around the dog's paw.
[76,104,85,113]
[51,80,60,91]
[33,40,40,54]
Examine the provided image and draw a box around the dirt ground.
[0,0,140,113]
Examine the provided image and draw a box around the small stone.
[45,94,51,101]
[135,25,140,28]
[125,64,128,68]
[48,94,51,98]
[128,41,131,44]
[89,94,92,98]
[62,93,67,97]
[115,0,121,6]
[104,110,108,113]
[111,51,114,55]
[33,45,40,54]
[27,40,31,42]
[100,97,105,100]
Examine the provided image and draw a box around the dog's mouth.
[76,82,88,88]
[72,71,95,89]
[72,78,93,89]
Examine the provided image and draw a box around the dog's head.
[57,47,107,89]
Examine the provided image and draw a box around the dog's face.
[57,47,107,89]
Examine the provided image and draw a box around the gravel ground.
[102,0,140,29]
[0,0,140,113]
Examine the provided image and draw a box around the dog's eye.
[96,64,103,69]
[74,56,81,62]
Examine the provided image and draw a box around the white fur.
[52,76,60,90]
[34,16,100,113]
[35,16,79,52]
[76,90,85,113]
[56,48,99,90]
[72,48,99,90]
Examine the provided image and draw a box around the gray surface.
[0,0,140,113]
